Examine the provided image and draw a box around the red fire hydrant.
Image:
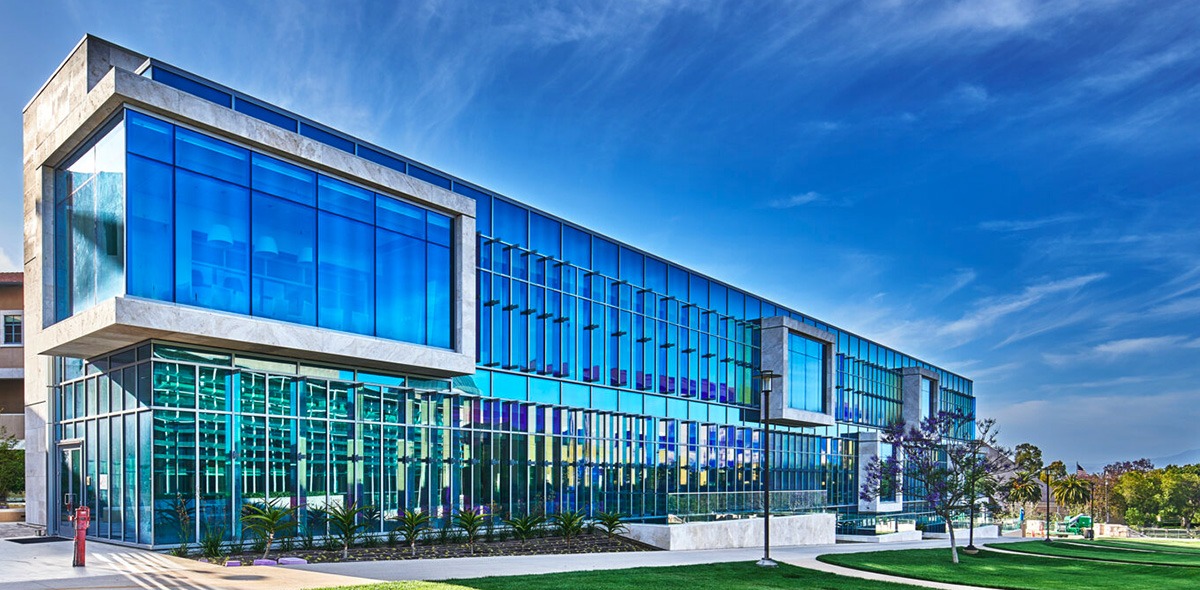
[72,505,90,567]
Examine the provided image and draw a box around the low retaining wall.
[836,530,923,543]
[923,524,999,540]
[625,513,835,551]
[0,508,26,523]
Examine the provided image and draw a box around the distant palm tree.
[1053,475,1092,514]
[1008,474,1041,536]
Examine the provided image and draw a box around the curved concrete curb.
[980,542,1193,568]
[787,556,1004,590]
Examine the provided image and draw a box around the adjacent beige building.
[0,272,23,444]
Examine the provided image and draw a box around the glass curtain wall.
[54,118,126,320]
[56,342,856,546]
[56,109,455,350]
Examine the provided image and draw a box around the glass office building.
[26,38,974,547]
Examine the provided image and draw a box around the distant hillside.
[1081,449,1200,473]
[1151,448,1200,467]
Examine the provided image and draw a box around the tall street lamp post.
[756,370,779,568]
[966,450,978,552]
[1041,466,1053,543]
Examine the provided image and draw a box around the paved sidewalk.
[0,520,1036,590]
[0,523,373,590]
[295,536,1035,583]
[790,555,1002,590]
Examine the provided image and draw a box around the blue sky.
[2,0,1198,466]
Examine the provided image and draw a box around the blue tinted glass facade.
[46,58,976,548]
[119,110,454,348]
[54,118,126,320]
[788,333,825,413]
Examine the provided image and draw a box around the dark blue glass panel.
[451,182,486,200]
[409,165,452,190]
[668,265,689,300]
[376,196,425,239]
[317,176,373,222]
[233,98,297,131]
[152,68,232,107]
[174,169,250,314]
[426,243,452,349]
[710,283,727,315]
[493,199,527,246]
[529,213,561,258]
[689,274,709,308]
[317,212,374,335]
[299,123,355,153]
[562,226,590,267]
[619,247,643,286]
[175,128,249,185]
[359,146,408,175]
[427,212,452,247]
[727,289,744,320]
[592,237,617,277]
[251,153,315,205]
[126,111,173,163]
[645,258,667,294]
[252,193,316,325]
[376,228,425,344]
[126,154,174,301]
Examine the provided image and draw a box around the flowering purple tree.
[860,411,1006,564]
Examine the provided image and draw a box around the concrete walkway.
[0,521,1036,590]
[0,524,373,590]
[295,536,1035,585]
[790,555,1002,590]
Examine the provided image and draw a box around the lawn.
[1087,538,1200,553]
[819,545,1200,590]
[999,539,1200,567]
[311,561,926,590]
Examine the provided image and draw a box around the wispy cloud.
[1043,335,1190,366]
[978,214,1083,232]
[938,273,1107,342]
[768,191,824,208]
[939,268,978,300]
[988,390,1200,463]
[0,247,18,272]
[943,83,992,111]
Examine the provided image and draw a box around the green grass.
[820,546,1200,590]
[1088,538,1200,553]
[999,540,1200,566]
[312,561,925,590]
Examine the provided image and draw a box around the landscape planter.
[200,532,650,565]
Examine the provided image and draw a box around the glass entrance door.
[59,444,84,537]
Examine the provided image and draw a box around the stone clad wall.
[624,513,835,551]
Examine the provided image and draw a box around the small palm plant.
[550,510,587,546]
[454,508,487,555]
[241,500,297,560]
[199,524,226,561]
[595,511,629,539]
[322,501,374,559]
[504,513,546,544]
[392,509,432,557]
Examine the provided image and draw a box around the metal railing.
[665,490,826,522]
[1132,527,1200,539]
[836,511,939,535]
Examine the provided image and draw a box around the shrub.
[199,525,226,560]
[595,511,629,539]
[392,509,432,557]
[241,500,297,560]
[320,501,374,559]
[550,511,587,546]
[504,513,546,544]
[454,508,486,555]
